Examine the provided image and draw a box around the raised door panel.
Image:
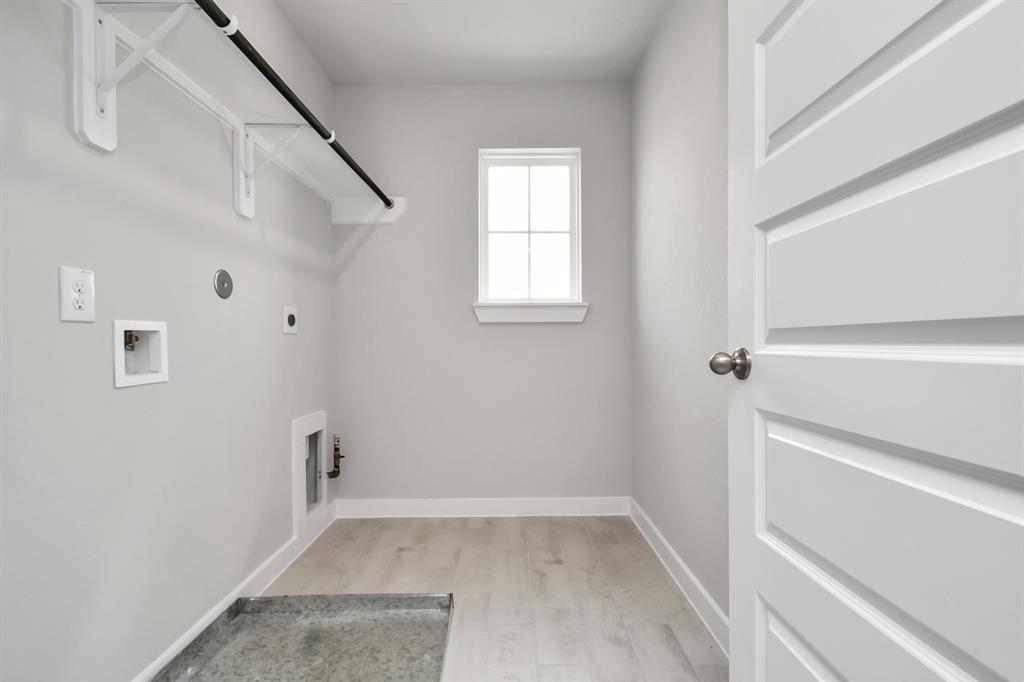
[764,420,1023,681]
[755,353,1024,476]
[765,0,940,137]
[764,607,838,682]
[755,555,947,682]
[755,0,1024,222]
[766,150,1024,330]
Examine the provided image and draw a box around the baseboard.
[335,495,631,518]
[629,499,730,654]
[132,504,335,682]
[243,501,335,596]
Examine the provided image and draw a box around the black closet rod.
[193,0,394,209]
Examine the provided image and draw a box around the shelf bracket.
[98,4,190,96]
[232,123,307,219]
[242,124,306,195]
[73,0,191,151]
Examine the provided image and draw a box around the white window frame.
[474,148,589,324]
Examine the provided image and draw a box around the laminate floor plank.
[264,516,726,682]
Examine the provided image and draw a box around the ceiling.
[277,0,670,85]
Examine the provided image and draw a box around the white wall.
[632,0,730,614]
[328,84,634,501]
[0,2,335,679]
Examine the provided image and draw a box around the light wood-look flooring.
[265,516,728,682]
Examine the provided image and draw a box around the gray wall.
[632,1,730,614]
[328,84,634,500]
[0,2,335,678]
[0,1,730,676]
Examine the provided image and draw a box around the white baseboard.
[629,499,730,654]
[133,504,335,682]
[335,495,631,518]
[243,502,335,596]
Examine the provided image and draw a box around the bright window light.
[478,149,581,303]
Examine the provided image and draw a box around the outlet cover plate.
[60,265,95,322]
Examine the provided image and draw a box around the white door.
[726,1,1024,681]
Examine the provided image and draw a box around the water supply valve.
[327,433,344,479]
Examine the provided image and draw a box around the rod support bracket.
[73,0,191,151]
[233,123,307,217]
[232,127,255,218]
[195,0,395,209]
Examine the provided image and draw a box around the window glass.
[487,233,529,299]
[488,166,529,231]
[529,233,571,299]
[529,166,570,231]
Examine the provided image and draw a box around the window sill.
[473,301,590,324]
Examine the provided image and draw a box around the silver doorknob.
[709,347,751,380]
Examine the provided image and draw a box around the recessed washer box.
[114,320,168,388]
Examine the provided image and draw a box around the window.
[475,148,588,323]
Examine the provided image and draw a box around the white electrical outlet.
[60,266,95,322]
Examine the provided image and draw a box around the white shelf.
[71,0,402,224]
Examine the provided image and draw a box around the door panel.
[766,151,1024,329]
[756,0,1024,219]
[765,423,1021,680]
[756,354,1023,474]
[757,548,948,682]
[728,1,1024,681]
[764,606,840,682]
[764,0,941,137]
